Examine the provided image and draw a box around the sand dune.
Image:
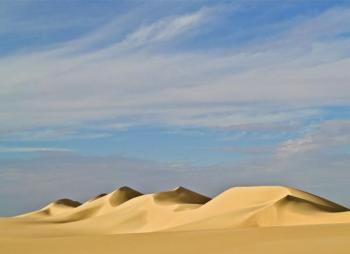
[17,198,82,218]
[1,185,350,253]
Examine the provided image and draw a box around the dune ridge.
[153,186,211,205]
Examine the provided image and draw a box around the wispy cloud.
[0,128,113,141]
[276,120,350,158]
[0,147,73,153]
[122,8,208,46]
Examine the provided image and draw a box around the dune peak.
[153,187,210,205]
[51,198,81,208]
[173,186,189,192]
[109,186,143,207]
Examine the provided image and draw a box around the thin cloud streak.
[0,147,73,153]
[276,120,350,158]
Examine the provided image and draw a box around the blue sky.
[0,0,350,215]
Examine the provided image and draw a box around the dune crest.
[153,186,211,205]
[109,186,143,206]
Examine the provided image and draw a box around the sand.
[1,186,350,253]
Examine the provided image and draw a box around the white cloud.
[123,9,206,45]
[276,136,316,157]
[276,120,350,158]
[0,128,113,141]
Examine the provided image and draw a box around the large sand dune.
[1,185,350,253]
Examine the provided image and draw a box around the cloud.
[0,147,73,153]
[122,8,207,46]
[276,120,350,158]
[276,136,316,157]
[287,7,350,42]
[0,128,113,141]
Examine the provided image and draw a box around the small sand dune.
[1,185,350,253]
[17,198,82,218]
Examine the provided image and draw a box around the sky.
[0,0,350,216]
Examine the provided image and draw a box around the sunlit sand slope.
[1,186,350,253]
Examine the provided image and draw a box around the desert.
[1,186,350,253]
[1,1,350,253]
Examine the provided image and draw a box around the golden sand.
[1,186,350,253]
